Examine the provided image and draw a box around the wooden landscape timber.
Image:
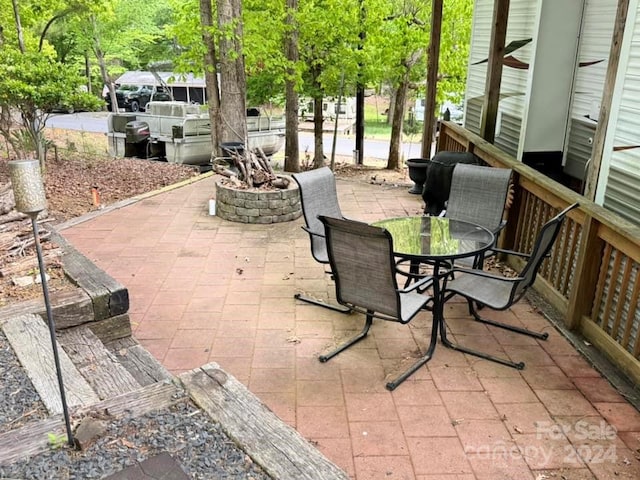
[2,313,100,414]
[51,231,129,321]
[180,363,350,480]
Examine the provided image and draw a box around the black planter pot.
[405,158,430,194]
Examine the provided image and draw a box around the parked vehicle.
[104,85,171,112]
[106,101,286,166]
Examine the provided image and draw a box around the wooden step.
[58,326,141,400]
[180,362,349,480]
[0,380,179,466]
[52,231,129,321]
[106,336,173,386]
[0,288,92,329]
[1,313,99,414]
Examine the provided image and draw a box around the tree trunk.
[355,3,365,165]
[284,0,300,173]
[313,95,324,168]
[11,0,25,53]
[387,76,409,170]
[217,0,248,146]
[85,53,91,94]
[387,88,396,126]
[91,17,118,113]
[200,0,222,157]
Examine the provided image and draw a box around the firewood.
[253,170,270,186]
[272,177,290,189]
[222,147,285,189]
[256,148,276,176]
[212,164,238,179]
[243,154,253,185]
[0,211,26,225]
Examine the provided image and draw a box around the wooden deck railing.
[438,121,640,385]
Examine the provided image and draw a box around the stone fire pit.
[214,178,302,224]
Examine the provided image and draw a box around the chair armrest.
[302,226,324,238]
[490,247,530,259]
[491,246,551,260]
[303,215,349,238]
[398,275,434,294]
[446,266,524,283]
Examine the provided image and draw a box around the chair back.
[422,151,480,215]
[292,167,343,263]
[319,216,401,319]
[512,203,580,301]
[446,164,512,234]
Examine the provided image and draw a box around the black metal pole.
[31,215,75,447]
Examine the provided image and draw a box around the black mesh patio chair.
[292,167,351,313]
[440,203,580,369]
[318,215,435,391]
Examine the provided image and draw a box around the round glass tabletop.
[372,216,494,260]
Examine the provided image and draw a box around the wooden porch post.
[480,0,509,143]
[421,0,443,160]
[584,0,630,200]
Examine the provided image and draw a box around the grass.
[364,103,391,139]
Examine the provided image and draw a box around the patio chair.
[441,202,580,369]
[445,163,512,267]
[292,167,350,313]
[398,164,512,284]
[318,215,435,390]
[422,151,480,215]
[446,163,512,235]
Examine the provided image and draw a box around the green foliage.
[438,0,473,104]
[244,0,288,105]
[0,49,99,115]
[0,47,100,162]
[166,0,204,72]
[47,432,67,449]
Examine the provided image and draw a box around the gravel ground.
[0,330,272,479]
[0,330,48,431]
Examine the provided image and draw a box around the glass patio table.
[372,216,494,389]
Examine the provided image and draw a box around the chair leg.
[440,323,525,370]
[386,312,439,391]
[294,293,351,314]
[319,313,373,363]
[468,300,549,340]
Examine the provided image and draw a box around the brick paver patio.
[61,173,640,480]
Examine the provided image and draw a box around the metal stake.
[30,214,75,447]
[9,159,74,447]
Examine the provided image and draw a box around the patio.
[59,173,640,480]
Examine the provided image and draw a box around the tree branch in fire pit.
[213,147,290,189]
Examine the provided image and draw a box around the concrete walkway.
[60,174,640,480]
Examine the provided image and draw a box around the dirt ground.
[0,129,411,307]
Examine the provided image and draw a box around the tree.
[216,0,247,146]
[0,0,101,170]
[0,48,101,170]
[376,0,430,170]
[298,0,360,168]
[199,0,221,157]
[284,0,300,172]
